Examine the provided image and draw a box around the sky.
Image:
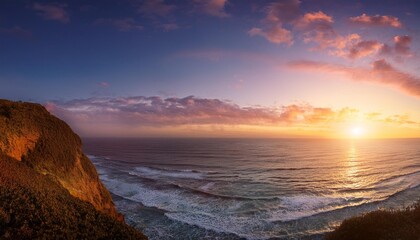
[1,0,420,138]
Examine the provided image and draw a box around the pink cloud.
[394,35,413,56]
[350,13,402,28]
[194,0,229,18]
[347,40,383,59]
[248,26,293,45]
[33,3,69,23]
[296,11,338,49]
[294,11,362,55]
[380,35,414,60]
[248,0,300,45]
[289,59,420,97]
[94,18,143,31]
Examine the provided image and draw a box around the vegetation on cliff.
[0,99,119,219]
[327,201,420,240]
[0,99,146,239]
[0,153,146,239]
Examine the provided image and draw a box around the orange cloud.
[296,11,333,26]
[289,59,420,97]
[350,13,402,28]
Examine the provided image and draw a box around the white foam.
[86,154,98,160]
[267,196,355,222]
[99,174,366,239]
[199,182,215,191]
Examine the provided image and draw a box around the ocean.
[83,138,420,240]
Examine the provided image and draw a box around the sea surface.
[83,138,420,240]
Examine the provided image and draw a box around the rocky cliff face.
[0,99,121,220]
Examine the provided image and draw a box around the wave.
[129,166,209,180]
[86,154,98,160]
[373,170,420,188]
[401,163,420,171]
[99,174,373,239]
[265,167,316,171]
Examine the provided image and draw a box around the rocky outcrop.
[0,152,147,239]
[0,99,120,220]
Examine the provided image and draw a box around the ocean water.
[83,138,420,240]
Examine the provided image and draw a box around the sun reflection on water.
[345,143,362,190]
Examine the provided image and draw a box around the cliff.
[0,99,146,239]
[0,99,119,219]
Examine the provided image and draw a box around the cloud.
[248,6,408,62]
[94,18,143,31]
[350,13,402,28]
[380,35,414,60]
[46,96,357,128]
[347,40,383,59]
[393,35,413,56]
[193,0,229,18]
[288,59,420,97]
[33,3,69,23]
[46,96,418,137]
[138,0,175,17]
[248,0,300,45]
[295,11,339,49]
[249,7,361,53]
[294,11,365,56]
[248,27,293,45]
[0,26,32,39]
[296,11,333,26]
[264,0,301,23]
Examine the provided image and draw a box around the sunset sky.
[1,0,420,138]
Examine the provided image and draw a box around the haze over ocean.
[84,138,420,239]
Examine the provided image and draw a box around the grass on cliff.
[0,153,147,240]
[327,201,420,240]
[0,99,121,218]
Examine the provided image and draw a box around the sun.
[349,126,365,138]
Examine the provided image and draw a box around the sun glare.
[350,126,365,138]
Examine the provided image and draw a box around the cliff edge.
[0,99,146,239]
[0,99,119,219]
